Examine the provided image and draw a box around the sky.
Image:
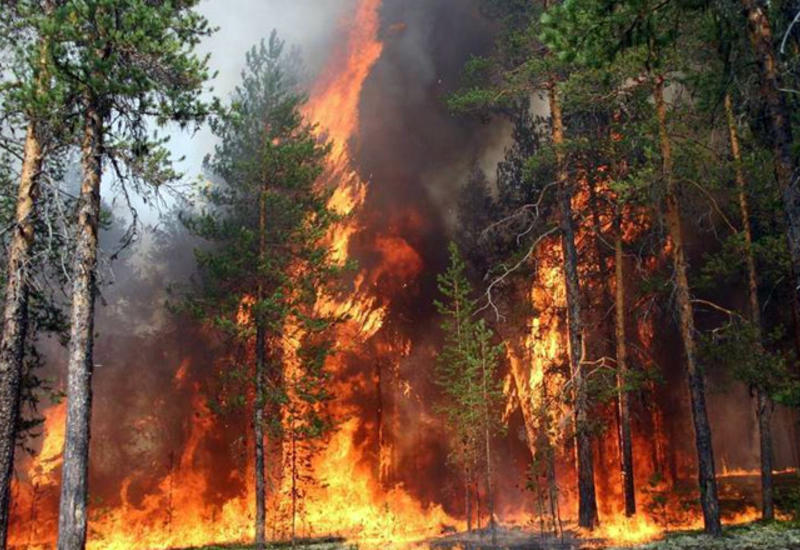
[132,0,356,225]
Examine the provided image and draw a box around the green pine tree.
[180,32,340,549]
[435,243,504,539]
[30,2,217,546]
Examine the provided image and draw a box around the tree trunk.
[0,17,53,540]
[465,462,472,532]
[653,76,721,536]
[291,415,297,547]
[740,0,800,300]
[57,99,104,550]
[254,325,266,549]
[614,216,636,517]
[254,184,268,549]
[549,83,598,530]
[724,92,775,521]
[481,340,496,543]
[757,391,775,519]
[0,119,44,547]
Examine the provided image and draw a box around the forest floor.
[608,521,800,549]
[184,521,800,550]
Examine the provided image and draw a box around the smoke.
[13,1,800,546]
[137,0,359,226]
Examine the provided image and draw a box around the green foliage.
[0,155,68,454]
[775,479,800,521]
[38,0,217,210]
[434,243,505,478]
[540,0,683,69]
[699,319,799,403]
[179,32,342,485]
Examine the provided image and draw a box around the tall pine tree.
[180,32,340,548]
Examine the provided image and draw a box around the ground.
[182,537,352,550]
[184,522,800,549]
[611,521,800,549]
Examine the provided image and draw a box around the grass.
[610,520,800,549]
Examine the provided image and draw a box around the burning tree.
[180,31,341,549]
[434,243,505,539]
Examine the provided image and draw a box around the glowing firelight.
[7,1,791,548]
[10,1,457,548]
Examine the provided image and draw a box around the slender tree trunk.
[724,92,775,520]
[57,99,104,550]
[254,325,266,549]
[254,186,268,549]
[653,76,721,536]
[757,391,774,519]
[453,279,476,535]
[614,215,636,517]
[0,120,43,548]
[549,82,598,530]
[475,478,481,530]
[481,340,496,543]
[0,18,52,540]
[291,416,297,547]
[740,0,800,296]
[465,462,472,532]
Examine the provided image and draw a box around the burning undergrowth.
[6,0,800,549]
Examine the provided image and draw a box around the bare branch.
[781,9,800,55]
[477,224,560,322]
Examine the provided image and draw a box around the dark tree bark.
[654,76,721,536]
[57,99,104,550]
[254,325,267,549]
[740,0,800,299]
[614,214,636,517]
[549,83,599,530]
[480,339,496,543]
[254,184,268,549]
[465,461,472,532]
[725,92,775,520]
[0,119,43,548]
[757,391,775,519]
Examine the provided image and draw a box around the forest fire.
[4,0,800,549]
[10,0,458,547]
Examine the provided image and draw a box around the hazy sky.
[134,0,355,224]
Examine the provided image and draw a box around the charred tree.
[0,124,42,549]
[614,212,636,517]
[549,83,599,530]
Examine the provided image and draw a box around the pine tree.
[434,243,504,539]
[36,3,215,547]
[180,32,339,549]
[0,3,73,544]
[450,0,601,527]
[0,6,53,542]
[738,0,800,301]
[541,0,724,534]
